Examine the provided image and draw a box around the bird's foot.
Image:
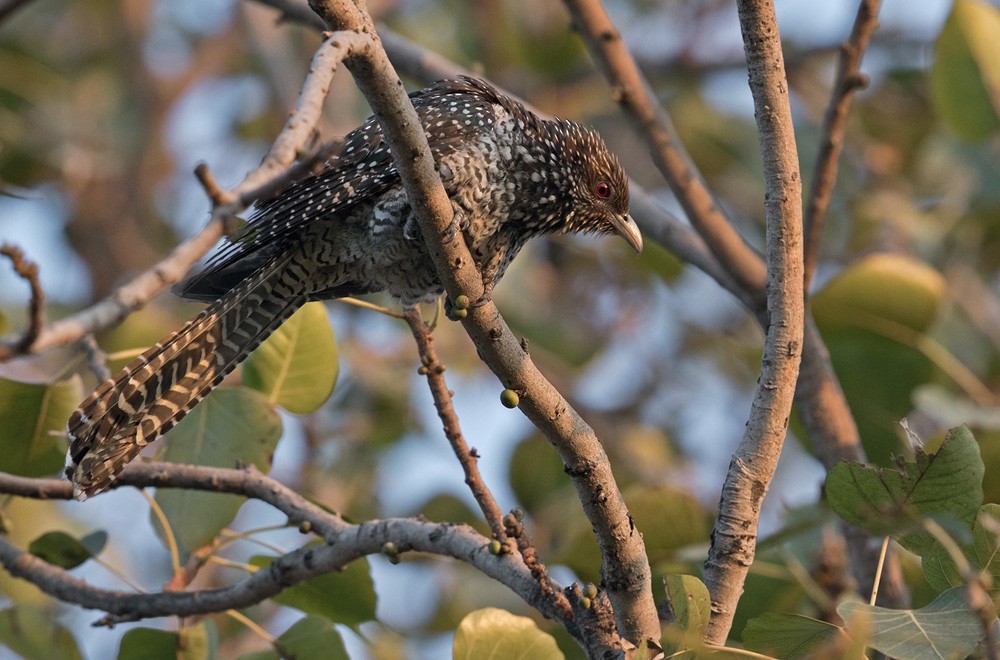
[440,218,460,244]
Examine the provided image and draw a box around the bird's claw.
[470,290,492,308]
[441,219,460,244]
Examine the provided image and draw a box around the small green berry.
[500,389,519,408]
[583,583,598,599]
[488,539,502,555]
[382,542,400,564]
[578,596,592,610]
[453,294,470,310]
[449,307,468,320]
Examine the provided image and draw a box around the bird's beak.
[611,213,643,253]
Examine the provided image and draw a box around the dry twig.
[0,243,44,356]
[0,463,575,630]
[803,0,881,291]
[402,305,508,543]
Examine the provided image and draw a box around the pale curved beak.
[612,213,643,253]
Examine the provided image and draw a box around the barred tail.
[66,252,311,499]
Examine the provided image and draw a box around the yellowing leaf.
[153,388,282,555]
[453,608,563,660]
[243,302,338,414]
[931,0,1000,140]
[813,253,944,334]
[0,375,82,477]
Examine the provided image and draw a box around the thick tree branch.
[701,0,805,642]
[306,0,652,650]
[0,463,584,637]
[803,0,880,292]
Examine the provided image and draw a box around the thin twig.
[702,0,805,643]
[402,306,508,544]
[803,0,881,292]
[0,243,45,356]
[77,335,111,381]
[869,536,889,606]
[504,510,573,619]
[336,296,405,318]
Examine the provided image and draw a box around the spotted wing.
[178,78,504,301]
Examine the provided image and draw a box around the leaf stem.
[142,489,182,576]
[869,536,889,606]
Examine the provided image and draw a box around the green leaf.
[118,623,216,660]
[838,587,991,660]
[0,606,82,660]
[153,387,282,555]
[243,302,338,414]
[812,253,943,335]
[80,529,109,556]
[178,621,216,660]
[0,375,83,476]
[973,503,1000,606]
[249,553,376,628]
[931,0,1000,140]
[273,615,349,660]
[509,435,570,513]
[812,254,944,464]
[452,608,564,660]
[28,530,104,569]
[923,503,1000,607]
[414,493,489,534]
[825,425,984,555]
[628,486,709,564]
[663,574,711,636]
[742,613,848,658]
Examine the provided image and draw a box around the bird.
[64,76,642,500]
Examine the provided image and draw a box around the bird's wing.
[177,79,500,301]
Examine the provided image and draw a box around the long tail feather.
[66,252,311,499]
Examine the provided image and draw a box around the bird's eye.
[595,182,611,198]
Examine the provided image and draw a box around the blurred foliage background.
[2,0,1000,657]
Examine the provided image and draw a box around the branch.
[248,0,910,614]
[0,31,367,362]
[545,0,906,612]
[401,305,507,543]
[307,0,651,649]
[702,0,805,642]
[560,0,767,301]
[0,463,580,634]
[0,244,44,356]
[803,0,880,291]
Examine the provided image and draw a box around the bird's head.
[549,120,642,253]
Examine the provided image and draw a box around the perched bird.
[65,76,642,499]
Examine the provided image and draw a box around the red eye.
[595,182,611,198]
